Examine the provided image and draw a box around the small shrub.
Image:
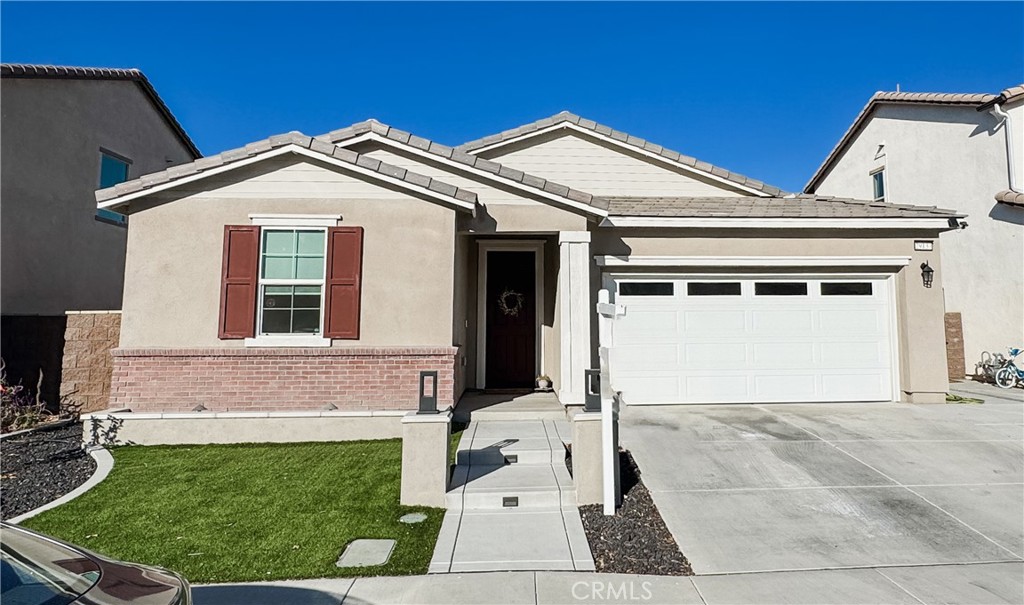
[0,359,82,433]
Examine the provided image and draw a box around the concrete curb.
[8,447,114,524]
[0,418,75,441]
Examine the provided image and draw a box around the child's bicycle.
[994,348,1024,389]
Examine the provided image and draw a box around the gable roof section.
[601,195,962,218]
[456,111,785,197]
[805,89,1004,193]
[95,131,478,212]
[1,63,201,158]
[315,120,608,215]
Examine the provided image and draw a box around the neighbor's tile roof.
[995,190,1024,207]
[601,195,963,219]
[456,111,786,197]
[314,120,607,211]
[1,63,201,158]
[95,131,478,208]
[805,89,1007,193]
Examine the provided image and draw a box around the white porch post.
[558,231,592,405]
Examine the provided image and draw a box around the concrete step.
[447,462,575,510]
[455,437,566,466]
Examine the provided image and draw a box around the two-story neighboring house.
[0,64,200,405]
[806,86,1024,380]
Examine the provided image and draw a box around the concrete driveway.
[620,386,1024,576]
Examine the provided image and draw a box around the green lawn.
[23,440,444,583]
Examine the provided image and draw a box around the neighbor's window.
[258,229,327,335]
[871,168,885,202]
[97,151,131,226]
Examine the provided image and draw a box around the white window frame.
[245,215,340,347]
[870,167,886,202]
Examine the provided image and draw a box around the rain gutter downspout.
[988,101,1019,192]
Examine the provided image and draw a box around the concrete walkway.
[428,419,594,573]
[194,561,1024,604]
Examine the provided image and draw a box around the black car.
[1,522,190,605]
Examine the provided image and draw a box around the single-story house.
[95,112,961,414]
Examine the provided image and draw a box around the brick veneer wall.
[944,312,966,381]
[60,311,121,413]
[109,346,458,413]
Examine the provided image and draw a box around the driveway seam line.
[687,558,1024,576]
[645,482,1024,493]
[688,576,709,605]
[755,406,1024,562]
[873,568,928,605]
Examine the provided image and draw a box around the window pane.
[99,153,129,188]
[263,256,295,279]
[754,282,807,296]
[262,309,291,333]
[872,171,885,200]
[822,282,873,296]
[296,230,325,255]
[295,256,324,279]
[292,310,321,333]
[264,231,295,255]
[295,285,321,294]
[293,291,321,309]
[263,287,293,309]
[619,282,674,296]
[687,282,741,296]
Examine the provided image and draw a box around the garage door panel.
[610,276,895,404]
[752,310,813,335]
[752,342,815,367]
[684,310,746,335]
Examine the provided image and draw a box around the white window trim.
[870,167,886,202]
[245,226,331,348]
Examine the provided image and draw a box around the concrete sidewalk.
[194,562,1024,604]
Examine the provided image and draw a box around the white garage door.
[609,276,896,404]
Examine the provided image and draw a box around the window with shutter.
[323,227,363,339]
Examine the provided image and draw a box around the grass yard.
[23,440,444,583]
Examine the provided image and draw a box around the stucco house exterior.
[805,86,1024,379]
[94,112,962,417]
[0,64,200,404]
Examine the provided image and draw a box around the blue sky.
[3,2,1021,192]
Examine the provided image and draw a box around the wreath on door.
[497,288,525,317]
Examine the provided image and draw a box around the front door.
[485,251,536,388]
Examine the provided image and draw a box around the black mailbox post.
[584,369,601,412]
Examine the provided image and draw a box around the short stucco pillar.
[400,410,451,508]
[571,410,603,505]
[559,231,592,405]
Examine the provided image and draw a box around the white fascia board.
[599,216,953,229]
[97,145,476,212]
[595,255,913,267]
[466,122,770,197]
[337,133,608,217]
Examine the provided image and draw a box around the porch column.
[558,231,592,405]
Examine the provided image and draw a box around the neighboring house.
[0,64,200,404]
[806,86,1024,379]
[94,112,960,415]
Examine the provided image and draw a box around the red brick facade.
[944,312,966,381]
[109,346,458,413]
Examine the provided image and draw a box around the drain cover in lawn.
[399,513,427,524]
[336,539,396,567]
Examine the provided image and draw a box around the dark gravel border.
[1,423,96,520]
[578,450,693,576]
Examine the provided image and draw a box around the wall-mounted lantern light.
[920,262,935,288]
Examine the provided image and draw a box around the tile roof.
[600,195,963,219]
[1,63,201,158]
[314,120,607,211]
[1000,85,1024,104]
[805,89,1004,192]
[95,131,478,209]
[995,190,1024,207]
[455,111,786,197]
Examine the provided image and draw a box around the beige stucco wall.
[119,157,457,348]
[592,228,949,401]
[813,104,1024,373]
[479,130,751,198]
[1,78,195,315]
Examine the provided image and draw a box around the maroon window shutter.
[218,225,259,339]
[323,227,364,339]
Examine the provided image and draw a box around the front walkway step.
[430,419,595,573]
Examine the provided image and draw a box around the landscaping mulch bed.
[1,422,95,520]
[578,450,693,576]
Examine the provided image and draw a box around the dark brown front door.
[485,250,536,388]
